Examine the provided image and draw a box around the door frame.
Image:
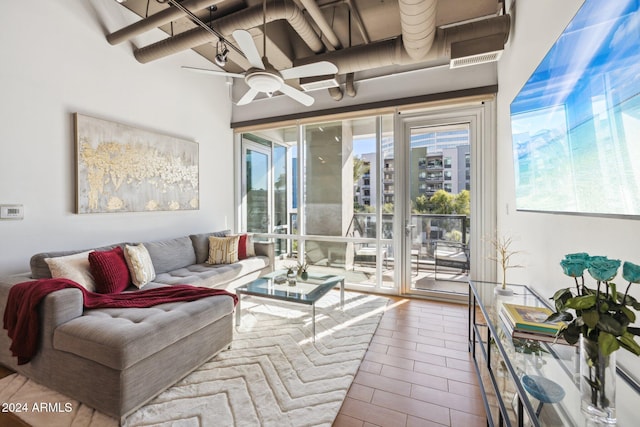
[240,138,273,234]
[395,102,497,300]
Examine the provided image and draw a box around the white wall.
[0,1,234,276]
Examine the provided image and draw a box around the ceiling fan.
[183,0,338,106]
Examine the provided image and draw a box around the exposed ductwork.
[344,0,370,44]
[328,86,343,101]
[345,72,356,97]
[299,0,342,50]
[294,14,510,75]
[134,0,324,64]
[108,0,509,103]
[107,0,225,45]
[398,0,437,60]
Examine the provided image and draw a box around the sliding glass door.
[397,104,496,300]
[404,122,471,298]
[237,102,496,298]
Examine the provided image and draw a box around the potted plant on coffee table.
[296,261,309,281]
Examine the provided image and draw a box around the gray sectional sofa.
[0,230,274,424]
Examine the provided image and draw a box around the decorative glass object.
[287,269,296,286]
[580,335,616,424]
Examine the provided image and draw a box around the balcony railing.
[269,213,469,280]
[346,212,468,257]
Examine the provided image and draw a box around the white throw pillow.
[207,235,240,265]
[123,244,156,288]
[45,250,96,292]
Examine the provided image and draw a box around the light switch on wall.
[0,204,24,220]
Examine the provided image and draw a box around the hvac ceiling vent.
[300,74,340,91]
[449,34,505,69]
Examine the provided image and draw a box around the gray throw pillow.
[189,230,230,264]
[144,236,196,274]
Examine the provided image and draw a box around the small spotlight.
[215,39,229,67]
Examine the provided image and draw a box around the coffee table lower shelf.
[235,271,345,342]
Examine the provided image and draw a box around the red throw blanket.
[3,278,238,365]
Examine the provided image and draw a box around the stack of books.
[499,303,570,345]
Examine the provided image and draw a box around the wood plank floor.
[333,296,486,427]
[0,296,485,427]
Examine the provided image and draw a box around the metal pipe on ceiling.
[398,0,437,60]
[328,86,343,101]
[345,0,369,44]
[299,0,342,50]
[117,0,509,101]
[317,0,370,44]
[134,0,324,64]
[345,72,356,97]
[293,14,510,74]
[107,0,225,45]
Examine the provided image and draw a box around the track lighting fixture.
[214,39,229,67]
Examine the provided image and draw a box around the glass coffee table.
[235,270,345,342]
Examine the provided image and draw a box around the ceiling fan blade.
[279,61,338,80]
[279,83,315,106]
[232,30,265,70]
[182,66,244,79]
[237,87,260,106]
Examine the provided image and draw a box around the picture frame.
[74,113,199,214]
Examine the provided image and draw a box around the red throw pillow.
[88,246,131,294]
[238,234,248,260]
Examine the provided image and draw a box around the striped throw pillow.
[206,235,240,265]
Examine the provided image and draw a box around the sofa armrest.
[41,288,85,329]
[0,279,84,363]
[1,280,84,329]
[0,275,32,323]
[254,241,275,272]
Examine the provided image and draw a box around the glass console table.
[468,280,639,426]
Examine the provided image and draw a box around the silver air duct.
[107,0,225,45]
[398,0,437,60]
[345,72,356,97]
[293,14,510,75]
[328,86,344,101]
[299,0,342,50]
[134,0,324,64]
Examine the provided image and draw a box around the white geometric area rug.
[0,290,388,427]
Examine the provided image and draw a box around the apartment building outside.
[355,128,470,209]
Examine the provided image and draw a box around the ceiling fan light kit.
[246,71,283,95]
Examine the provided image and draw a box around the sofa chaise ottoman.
[0,230,274,423]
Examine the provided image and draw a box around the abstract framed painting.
[509,0,640,218]
[74,113,199,214]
